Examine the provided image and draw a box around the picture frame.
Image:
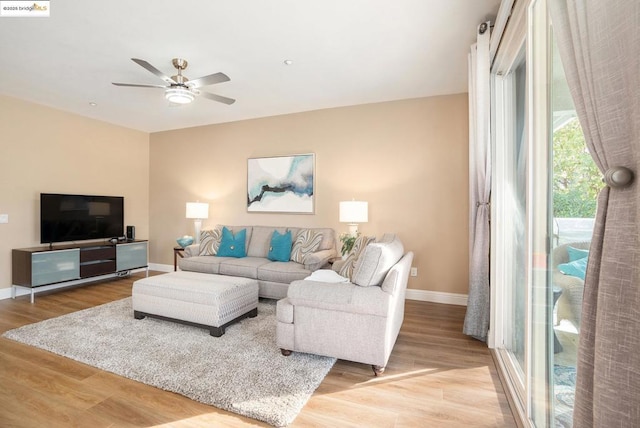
[247,154,315,214]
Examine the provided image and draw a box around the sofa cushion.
[352,234,404,287]
[290,229,323,264]
[338,235,375,279]
[268,230,293,262]
[314,227,337,251]
[217,227,247,258]
[178,255,233,274]
[257,261,311,283]
[199,226,222,256]
[247,226,287,257]
[219,257,271,279]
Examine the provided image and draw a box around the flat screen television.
[40,193,124,244]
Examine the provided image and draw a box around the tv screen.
[40,193,124,244]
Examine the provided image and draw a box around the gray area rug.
[2,298,335,427]
[554,364,576,428]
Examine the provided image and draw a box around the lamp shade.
[339,201,368,223]
[185,202,209,219]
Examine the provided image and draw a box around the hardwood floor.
[0,272,516,427]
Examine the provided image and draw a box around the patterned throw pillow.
[339,235,376,280]
[199,226,222,256]
[290,229,323,264]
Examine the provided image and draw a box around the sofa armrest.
[304,249,337,271]
[287,280,390,317]
[332,259,347,272]
[184,244,200,258]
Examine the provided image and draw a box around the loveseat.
[276,234,413,375]
[179,225,337,299]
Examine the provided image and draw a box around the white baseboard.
[405,288,468,306]
[2,267,467,307]
[149,263,173,273]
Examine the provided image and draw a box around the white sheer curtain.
[549,1,639,426]
[463,22,491,341]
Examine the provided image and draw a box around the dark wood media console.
[12,240,148,303]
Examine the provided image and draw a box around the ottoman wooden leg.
[210,326,225,337]
[134,311,146,320]
[209,307,258,337]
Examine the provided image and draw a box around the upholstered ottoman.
[132,271,259,337]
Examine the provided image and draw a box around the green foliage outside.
[553,119,602,218]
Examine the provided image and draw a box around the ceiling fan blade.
[112,83,166,88]
[187,72,230,89]
[200,92,236,105]
[131,58,177,84]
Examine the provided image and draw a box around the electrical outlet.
[410,267,418,277]
[0,214,8,224]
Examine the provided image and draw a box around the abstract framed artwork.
[247,154,315,214]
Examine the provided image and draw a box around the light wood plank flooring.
[0,272,516,427]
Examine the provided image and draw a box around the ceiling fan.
[112,58,235,105]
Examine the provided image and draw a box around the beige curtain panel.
[464,22,491,342]
[549,0,639,426]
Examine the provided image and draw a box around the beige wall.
[150,94,469,294]
[0,95,150,291]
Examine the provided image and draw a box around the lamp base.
[348,224,359,237]
[194,219,203,244]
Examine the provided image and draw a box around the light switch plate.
[0,214,8,224]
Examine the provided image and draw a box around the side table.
[174,246,185,271]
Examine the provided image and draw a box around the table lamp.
[339,200,368,236]
[186,202,209,244]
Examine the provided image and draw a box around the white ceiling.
[0,0,501,133]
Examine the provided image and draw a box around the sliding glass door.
[492,40,529,418]
[490,0,553,425]
[489,0,598,426]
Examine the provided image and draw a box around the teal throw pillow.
[268,230,292,262]
[567,246,589,262]
[558,257,588,280]
[216,227,246,258]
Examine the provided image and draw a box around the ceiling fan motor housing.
[172,58,188,70]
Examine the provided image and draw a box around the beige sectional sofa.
[178,225,337,299]
[179,227,412,375]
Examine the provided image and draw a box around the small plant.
[339,232,359,256]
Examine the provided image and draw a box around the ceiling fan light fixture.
[165,87,195,104]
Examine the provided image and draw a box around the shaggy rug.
[2,298,335,427]
[554,364,576,428]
